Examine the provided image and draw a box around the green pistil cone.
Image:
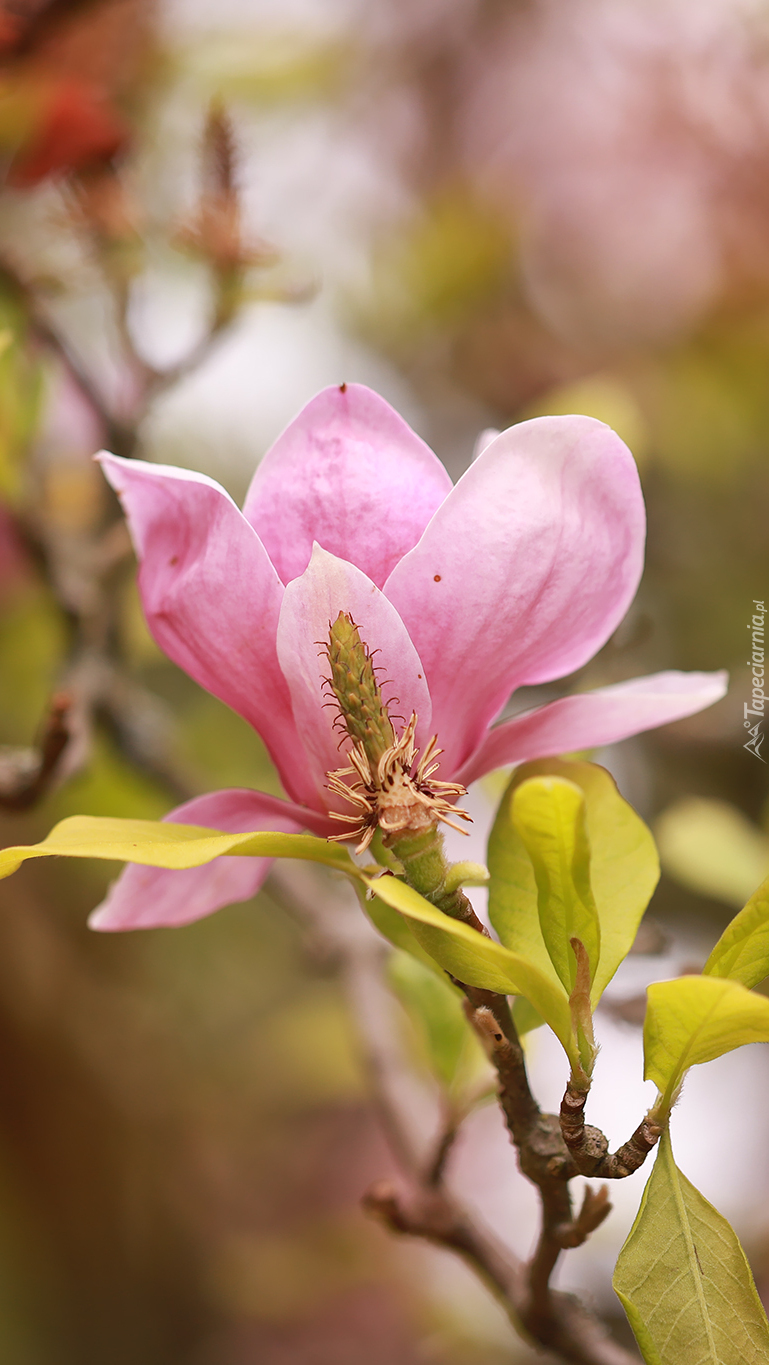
[328,612,395,765]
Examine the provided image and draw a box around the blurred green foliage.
[0,592,67,737]
[0,313,42,505]
[180,29,354,109]
[656,797,769,910]
[363,187,517,349]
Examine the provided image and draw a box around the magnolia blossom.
[92,383,726,930]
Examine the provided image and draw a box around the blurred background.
[0,0,769,1360]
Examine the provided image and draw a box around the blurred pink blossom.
[461,0,769,346]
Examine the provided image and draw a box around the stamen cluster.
[322,612,470,853]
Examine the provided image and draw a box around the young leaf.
[387,950,489,1096]
[443,861,490,893]
[703,874,769,988]
[644,974,769,1116]
[0,815,358,878]
[614,1129,769,1365]
[357,885,447,977]
[488,759,658,1004]
[363,873,576,1066]
[510,776,601,993]
[512,995,544,1037]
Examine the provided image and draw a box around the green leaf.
[655,798,769,909]
[387,950,489,1097]
[512,996,545,1037]
[488,759,659,1005]
[510,775,601,992]
[363,873,576,1066]
[357,884,447,977]
[614,1128,769,1365]
[0,815,358,879]
[443,861,490,893]
[703,874,769,988]
[644,974,769,1116]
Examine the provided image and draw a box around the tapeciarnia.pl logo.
[744,599,766,761]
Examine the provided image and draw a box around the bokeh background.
[0,0,769,1360]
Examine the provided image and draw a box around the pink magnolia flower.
[92,383,726,931]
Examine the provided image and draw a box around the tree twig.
[364,1178,634,1365]
[560,1081,662,1179]
[0,254,136,458]
[0,693,72,809]
[425,1106,460,1186]
[268,863,639,1365]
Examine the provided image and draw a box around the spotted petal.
[385,416,645,774]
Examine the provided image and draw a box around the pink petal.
[97,453,316,809]
[276,545,433,804]
[472,428,500,460]
[89,789,327,931]
[385,416,646,775]
[242,384,452,588]
[457,670,729,786]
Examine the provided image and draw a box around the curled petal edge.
[457,670,729,787]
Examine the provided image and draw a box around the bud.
[173,101,277,284]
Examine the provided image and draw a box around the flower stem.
[385,823,479,926]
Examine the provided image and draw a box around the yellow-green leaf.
[644,974,769,1116]
[488,759,658,1005]
[443,861,490,893]
[357,884,447,977]
[510,775,600,992]
[363,873,575,1066]
[512,996,545,1037]
[614,1129,769,1365]
[703,874,769,988]
[387,950,490,1098]
[0,815,357,878]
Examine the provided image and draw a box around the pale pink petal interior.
[276,545,433,805]
[243,383,453,588]
[98,453,316,809]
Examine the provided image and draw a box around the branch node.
[560,1081,662,1179]
[470,1004,514,1058]
[555,1185,613,1248]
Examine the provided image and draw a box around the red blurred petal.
[7,78,128,186]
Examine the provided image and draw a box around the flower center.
[322,612,470,853]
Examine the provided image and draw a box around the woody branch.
[269,858,637,1365]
